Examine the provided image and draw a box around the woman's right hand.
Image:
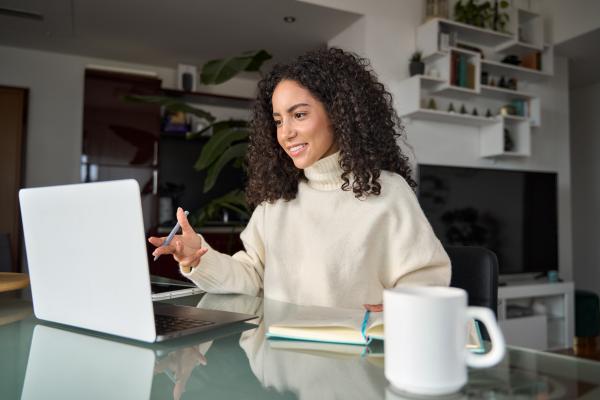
[148,207,208,270]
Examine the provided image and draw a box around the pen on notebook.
[153,210,189,261]
[360,310,371,343]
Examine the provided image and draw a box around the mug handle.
[465,306,506,369]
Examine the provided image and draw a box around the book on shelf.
[266,305,484,353]
[458,54,466,87]
[511,99,529,117]
[466,62,475,89]
[451,52,459,85]
[521,51,541,71]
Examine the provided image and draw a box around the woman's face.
[272,79,338,169]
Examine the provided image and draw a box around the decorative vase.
[409,61,425,77]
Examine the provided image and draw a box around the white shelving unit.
[397,7,552,158]
[497,281,574,351]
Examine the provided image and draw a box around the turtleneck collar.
[303,151,344,191]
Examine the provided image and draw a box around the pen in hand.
[154,210,189,261]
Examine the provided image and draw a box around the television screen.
[417,164,558,275]
[158,135,247,226]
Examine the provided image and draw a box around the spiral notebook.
[266,305,483,352]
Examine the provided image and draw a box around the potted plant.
[409,51,425,77]
[127,50,272,228]
[453,0,510,32]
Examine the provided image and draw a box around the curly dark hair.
[246,46,415,208]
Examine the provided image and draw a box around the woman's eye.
[274,119,282,127]
[295,112,307,119]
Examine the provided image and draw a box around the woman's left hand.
[364,304,383,312]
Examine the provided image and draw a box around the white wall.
[0,44,258,188]
[570,82,600,297]
[307,0,573,281]
[540,0,600,44]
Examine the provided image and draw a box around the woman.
[149,47,450,309]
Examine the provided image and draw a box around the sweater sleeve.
[179,204,266,296]
[380,175,451,288]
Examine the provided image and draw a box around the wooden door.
[0,86,28,272]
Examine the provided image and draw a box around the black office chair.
[446,246,499,317]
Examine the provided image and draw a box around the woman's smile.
[288,143,308,157]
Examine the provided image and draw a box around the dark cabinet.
[82,69,162,231]
[83,70,161,167]
[82,70,252,280]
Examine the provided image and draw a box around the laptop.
[150,274,205,300]
[19,179,256,342]
[22,320,257,400]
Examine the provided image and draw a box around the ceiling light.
[283,16,296,23]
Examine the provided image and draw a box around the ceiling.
[0,0,361,68]
[555,27,600,89]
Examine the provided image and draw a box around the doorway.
[0,86,28,272]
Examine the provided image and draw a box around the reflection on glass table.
[1,294,599,399]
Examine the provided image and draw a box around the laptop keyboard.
[155,314,214,335]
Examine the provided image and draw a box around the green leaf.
[200,50,272,85]
[203,143,248,192]
[214,190,249,215]
[500,0,509,8]
[189,189,249,228]
[194,122,249,170]
[242,50,272,71]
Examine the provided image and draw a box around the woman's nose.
[283,122,297,139]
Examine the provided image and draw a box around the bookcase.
[396,6,552,158]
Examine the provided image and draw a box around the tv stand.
[497,281,574,350]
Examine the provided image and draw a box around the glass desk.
[1,293,599,400]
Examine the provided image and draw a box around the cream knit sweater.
[181,152,451,308]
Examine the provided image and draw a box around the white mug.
[383,286,506,396]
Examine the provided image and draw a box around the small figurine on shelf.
[162,110,190,135]
[501,55,521,66]
[481,71,489,85]
[498,76,507,88]
[427,98,438,110]
[504,128,515,152]
[472,107,479,116]
[500,104,517,116]
[460,104,467,114]
[489,78,497,87]
[485,108,493,118]
[447,102,456,113]
[428,66,440,78]
[507,78,518,90]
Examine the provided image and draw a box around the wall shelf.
[480,85,536,101]
[502,114,529,122]
[401,8,552,159]
[403,108,497,127]
[430,18,514,48]
[481,59,550,81]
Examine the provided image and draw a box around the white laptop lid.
[22,325,154,400]
[19,180,156,342]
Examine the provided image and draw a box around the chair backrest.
[446,246,499,316]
